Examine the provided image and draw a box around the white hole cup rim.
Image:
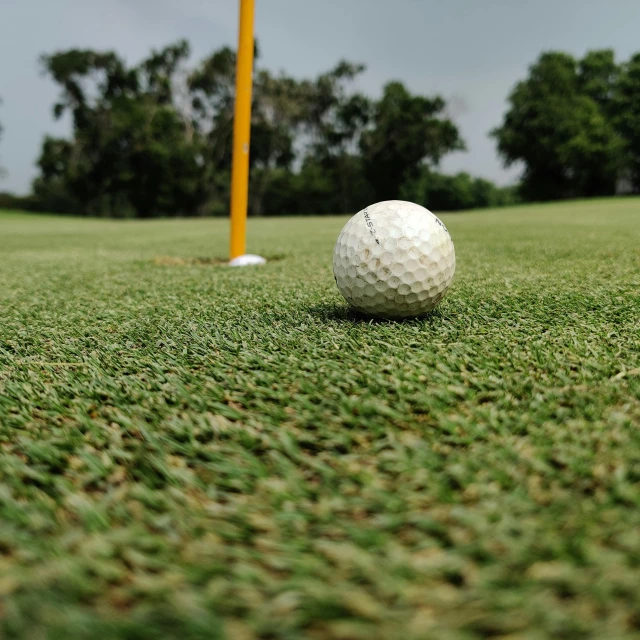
[228,254,267,267]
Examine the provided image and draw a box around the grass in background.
[1,198,640,639]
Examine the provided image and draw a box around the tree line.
[493,50,640,200]
[0,43,638,217]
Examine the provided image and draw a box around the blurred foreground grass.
[1,198,640,639]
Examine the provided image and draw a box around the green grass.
[1,198,640,639]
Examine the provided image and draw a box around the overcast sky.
[2,0,640,194]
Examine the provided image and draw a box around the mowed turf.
[1,199,640,639]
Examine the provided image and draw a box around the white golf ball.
[333,200,455,318]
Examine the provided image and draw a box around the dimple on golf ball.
[333,200,456,318]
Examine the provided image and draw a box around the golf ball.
[333,200,455,318]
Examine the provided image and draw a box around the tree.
[401,168,518,212]
[37,42,207,216]
[42,48,138,131]
[578,49,619,117]
[492,52,623,201]
[360,82,464,203]
[613,53,640,193]
[32,137,80,213]
[188,46,237,215]
[31,40,474,217]
[301,61,372,213]
[249,70,306,215]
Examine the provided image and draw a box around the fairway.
[1,199,640,638]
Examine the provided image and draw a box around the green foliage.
[492,48,640,200]
[249,70,309,215]
[31,137,80,214]
[493,52,624,201]
[188,46,237,214]
[361,81,465,202]
[613,53,640,192]
[29,41,473,217]
[0,192,41,211]
[9,43,640,215]
[35,43,208,217]
[301,62,372,213]
[1,199,640,636]
[262,157,375,215]
[402,169,519,211]
[578,49,619,116]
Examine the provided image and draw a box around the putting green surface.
[1,199,640,638]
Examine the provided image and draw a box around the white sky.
[2,0,640,194]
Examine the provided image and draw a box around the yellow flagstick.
[229,0,264,266]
